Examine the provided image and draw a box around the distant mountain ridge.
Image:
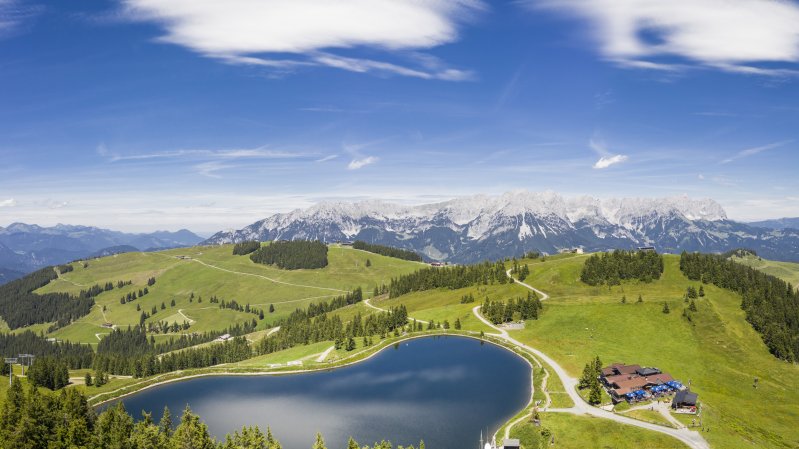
[748,217,799,231]
[204,191,799,264]
[0,223,203,279]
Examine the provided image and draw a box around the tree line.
[250,240,329,270]
[388,261,509,298]
[352,241,423,262]
[680,251,799,362]
[0,267,94,329]
[0,379,422,449]
[0,331,94,369]
[580,250,664,286]
[233,240,261,255]
[256,304,409,356]
[481,293,542,324]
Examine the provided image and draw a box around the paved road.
[473,271,710,449]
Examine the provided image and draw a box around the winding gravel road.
[471,269,710,449]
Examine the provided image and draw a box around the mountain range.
[0,223,203,281]
[204,191,799,264]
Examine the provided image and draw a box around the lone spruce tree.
[311,432,327,449]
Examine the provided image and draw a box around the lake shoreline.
[90,330,536,412]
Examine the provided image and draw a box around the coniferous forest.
[580,250,664,286]
[482,293,543,324]
[680,251,799,362]
[232,240,261,255]
[249,240,329,269]
[352,241,423,262]
[388,261,509,298]
[0,267,95,329]
[0,379,420,449]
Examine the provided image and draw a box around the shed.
[672,390,698,408]
[502,439,520,449]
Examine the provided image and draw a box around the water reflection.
[106,336,531,449]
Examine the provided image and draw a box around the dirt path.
[177,309,196,324]
[185,257,348,293]
[315,345,335,362]
[364,297,429,324]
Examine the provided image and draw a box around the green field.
[27,244,423,344]
[730,254,799,286]
[5,245,799,449]
[511,413,689,449]
[510,254,799,449]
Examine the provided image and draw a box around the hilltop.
[9,243,423,345]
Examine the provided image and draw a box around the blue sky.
[1,0,798,233]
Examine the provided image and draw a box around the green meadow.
[730,254,799,286]
[27,244,422,345]
[510,254,799,449]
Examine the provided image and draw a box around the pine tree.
[699,285,705,297]
[159,406,173,436]
[662,302,670,314]
[689,299,698,312]
[365,259,371,267]
[269,304,275,313]
[454,318,462,330]
[171,406,216,449]
[347,436,360,449]
[84,372,93,386]
[621,295,626,304]
[588,380,602,405]
[637,294,643,303]
[311,432,327,449]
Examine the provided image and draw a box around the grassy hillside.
[26,244,423,345]
[729,254,799,287]
[510,254,799,449]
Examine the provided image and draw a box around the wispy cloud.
[315,155,338,163]
[528,0,799,77]
[193,161,232,178]
[589,137,628,169]
[121,0,483,79]
[0,198,16,208]
[102,146,313,162]
[721,140,791,164]
[0,0,42,37]
[347,156,379,170]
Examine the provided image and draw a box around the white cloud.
[347,156,379,170]
[122,0,482,79]
[589,136,628,169]
[721,140,791,164]
[0,198,16,207]
[530,0,799,76]
[593,154,628,169]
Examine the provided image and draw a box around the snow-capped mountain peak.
[203,191,798,264]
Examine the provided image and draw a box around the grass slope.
[512,254,799,449]
[27,244,422,345]
[729,254,799,287]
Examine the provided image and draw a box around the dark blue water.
[106,336,531,449]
